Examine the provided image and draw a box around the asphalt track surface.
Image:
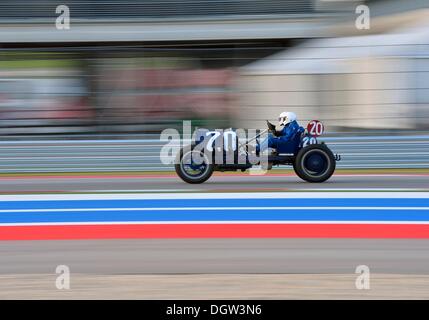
[1,174,428,298]
[0,173,428,193]
[1,239,429,275]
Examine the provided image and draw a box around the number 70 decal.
[206,131,237,152]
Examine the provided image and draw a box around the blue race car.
[175,120,340,184]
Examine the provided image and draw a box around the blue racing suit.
[258,120,301,153]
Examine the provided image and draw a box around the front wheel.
[293,144,335,183]
[175,146,214,184]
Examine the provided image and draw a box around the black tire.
[293,144,336,183]
[293,161,305,180]
[175,146,214,184]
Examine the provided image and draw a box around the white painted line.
[71,188,429,193]
[332,174,429,177]
[0,192,428,201]
[76,189,199,193]
[1,220,429,226]
[1,206,429,213]
[296,188,429,191]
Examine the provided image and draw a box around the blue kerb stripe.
[0,198,428,210]
[0,209,428,224]
[0,198,428,224]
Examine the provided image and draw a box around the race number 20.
[307,120,324,136]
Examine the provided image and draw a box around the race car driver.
[257,111,301,153]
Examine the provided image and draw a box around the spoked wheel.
[294,144,335,182]
[175,147,214,184]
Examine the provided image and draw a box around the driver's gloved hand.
[266,120,276,132]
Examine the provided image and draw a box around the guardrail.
[0,0,314,21]
[0,135,428,173]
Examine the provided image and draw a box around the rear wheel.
[293,144,335,182]
[175,147,214,184]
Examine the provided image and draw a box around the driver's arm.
[266,120,284,137]
[279,121,299,141]
[266,120,276,132]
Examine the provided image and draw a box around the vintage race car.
[175,120,341,184]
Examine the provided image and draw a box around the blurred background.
[0,0,428,172]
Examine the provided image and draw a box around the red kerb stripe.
[0,223,429,241]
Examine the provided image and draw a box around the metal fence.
[0,134,428,173]
[0,0,314,21]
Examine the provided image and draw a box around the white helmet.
[278,112,297,126]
